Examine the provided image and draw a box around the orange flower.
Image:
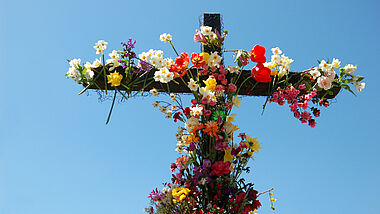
[170,52,189,77]
[190,123,205,134]
[186,134,200,145]
[204,121,219,137]
[191,53,206,68]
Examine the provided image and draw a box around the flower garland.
[66,26,365,213]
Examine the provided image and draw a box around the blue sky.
[0,0,379,213]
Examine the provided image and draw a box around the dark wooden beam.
[202,13,222,54]
[84,66,340,99]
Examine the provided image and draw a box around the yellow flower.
[226,113,237,122]
[270,70,278,76]
[270,197,277,202]
[172,187,191,203]
[245,134,262,153]
[232,96,241,108]
[107,72,123,87]
[204,77,217,91]
[200,52,210,64]
[224,148,234,163]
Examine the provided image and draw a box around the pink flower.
[214,141,228,151]
[298,84,306,89]
[204,110,212,116]
[193,30,207,43]
[199,66,208,75]
[201,97,209,104]
[211,161,230,176]
[209,100,217,106]
[228,83,237,92]
[219,66,227,75]
[240,55,249,66]
[215,84,225,92]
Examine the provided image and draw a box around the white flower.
[69,58,81,70]
[93,40,108,54]
[200,26,212,36]
[171,104,178,110]
[92,58,102,68]
[150,88,159,96]
[317,76,333,90]
[208,52,222,67]
[354,82,365,92]
[185,117,199,132]
[163,58,173,69]
[188,78,199,91]
[153,70,163,82]
[277,66,287,79]
[310,68,321,79]
[84,62,92,70]
[271,54,281,64]
[138,52,150,62]
[170,93,177,101]
[332,58,341,68]
[190,104,203,117]
[159,106,167,113]
[344,64,357,74]
[271,47,282,55]
[324,67,336,80]
[202,90,216,102]
[165,110,172,118]
[152,101,159,108]
[319,60,332,72]
[84,69,94,80]
[209,32,217,40]
[154,50,164,58]
[66,67,80,82]
[109,50,120,60]
[160,33,172,42]
[106,50,120,65]
[227,65,240,74]
[154,67,173,83]
[159,67,174,83]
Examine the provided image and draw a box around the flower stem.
[106,89,117,124]
[169,41,179,57]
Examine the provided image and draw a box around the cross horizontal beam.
[84,66,341,99]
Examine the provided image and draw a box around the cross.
[84,13,340,99]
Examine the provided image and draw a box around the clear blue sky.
[0,0,379,213]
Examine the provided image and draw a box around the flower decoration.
[66,25,365,213]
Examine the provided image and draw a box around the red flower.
[191,53,206,68]
[251,63,271,83]
[183,107,190,115]
[250,45,266,63]
[235,192,246,204]
[173,112,181,122]
[211,161,230,176]
[170,52,189,77]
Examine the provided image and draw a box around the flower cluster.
[264,47,294,78]
[67,25,364,213]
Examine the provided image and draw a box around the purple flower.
[137,60,152,73]
[203,159,211,168]
[189,142,196,151]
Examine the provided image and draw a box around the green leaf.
[342,84,356,96]
[357,76,365,82]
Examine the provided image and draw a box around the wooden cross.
[84,13,340,99]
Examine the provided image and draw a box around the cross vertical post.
[202,13,222,55]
